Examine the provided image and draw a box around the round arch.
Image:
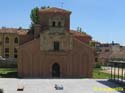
[52,63,60,78]
[5,37,9,43]
[14,37,18,43]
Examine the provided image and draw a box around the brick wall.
[18,38,94,78]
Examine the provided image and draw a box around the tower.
[39,7,73,51]
[39,7,71,32]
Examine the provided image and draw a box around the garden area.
[0,68,17,78]
[0,67,112,79]
[0,67,121,79]
[93,64,123,79]
[93,68,111,79]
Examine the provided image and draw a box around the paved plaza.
[0,78,123,93]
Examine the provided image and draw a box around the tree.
[77,27,82,32]
[41,6,50,9]
[30,7,40,24]
[89,41,96,47]
[29,23,34,34]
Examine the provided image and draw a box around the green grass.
[0,68,17,78]
[93,68,123,79]
[93,68,111,79]
[0,68,17,74]
[0,67,122,79]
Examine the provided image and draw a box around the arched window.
[52,21,56,27]
[14,37,18,44]
[5,37,9,43]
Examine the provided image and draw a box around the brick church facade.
[18,7,95,78]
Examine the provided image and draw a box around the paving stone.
[0,78,122,93]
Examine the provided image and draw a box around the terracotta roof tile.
[39,7,71,14]
[0,28,28,36]
[109,51,125,59]
[70,30,91,37]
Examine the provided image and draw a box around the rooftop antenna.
[61,2,64,8]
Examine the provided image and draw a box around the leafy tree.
[18,27,22,30]
[29,23,34,34]
[89,41,96,47]
[29,6,50,34]
[77,27,83,32]
[30,7,40,24]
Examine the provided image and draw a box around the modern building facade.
[18,7,95,78]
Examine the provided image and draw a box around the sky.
[0,0,125,45]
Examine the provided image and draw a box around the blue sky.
[0,0,125,45]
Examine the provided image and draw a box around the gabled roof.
[39,7,71,14]
[70,30,92,38]
[0,28,27,36]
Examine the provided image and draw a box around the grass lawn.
[0,68,17,78]
[93,68,123,79]
[0,67,121,79]
[93,68,111,79]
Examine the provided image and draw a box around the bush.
[0,68,17,78]
[0,72,17,78]
[0,61,17,68]
[95,63,101,68]
[30,7,40,24]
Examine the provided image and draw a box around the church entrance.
[52,63,60,78]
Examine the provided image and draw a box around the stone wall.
[40,31,73,51]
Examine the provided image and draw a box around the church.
[18,7,95,78]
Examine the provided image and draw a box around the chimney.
[34,24,41,38]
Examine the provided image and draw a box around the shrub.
[0,61,17,68]
[30,7,40,24]
[95,63,101,68]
